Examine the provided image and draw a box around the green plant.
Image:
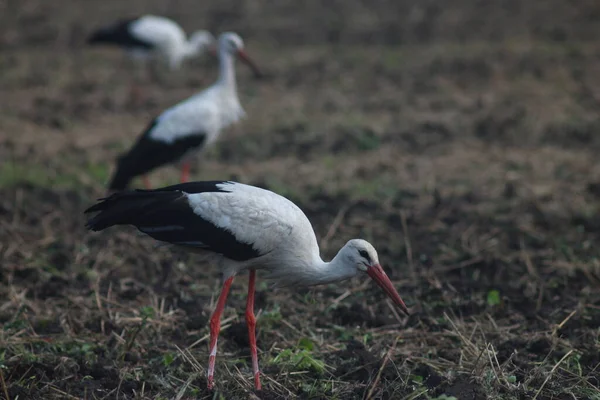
[270,339,326,375]
[487,290,501,306]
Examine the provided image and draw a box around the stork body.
[107,33,261,192]
[87,15,215,70]
[85,181,410,390]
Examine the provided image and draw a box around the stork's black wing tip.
[83,197,109,214]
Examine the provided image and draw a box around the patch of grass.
[0,162,53,188]
[347,174,400,201]
[85,161,111,183]
[0,161,82,189]
[270,339,327,375]
[259,305,283,330]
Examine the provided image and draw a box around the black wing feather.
[108,119,207,191]
[87,17,154,50]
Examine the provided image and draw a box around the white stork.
[106,32,261,192]
[85,181,411,390]
[87,15,215,71]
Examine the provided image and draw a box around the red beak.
[367,264,410,316]
[237,49,262,78]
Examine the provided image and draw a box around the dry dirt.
[1,1,600,399]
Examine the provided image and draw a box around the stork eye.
[358,250,371,261]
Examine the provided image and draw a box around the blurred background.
[1,1,600,399]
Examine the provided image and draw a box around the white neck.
[169,37,209,69]
[182,41,203,59]
[166,44,189,70]
[216,49,236,91]
[268,246,358,288]
[306,249,358,286]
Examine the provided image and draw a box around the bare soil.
[1,1,600,399]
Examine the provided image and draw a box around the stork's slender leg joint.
[127,83,144,110]
[207,276,234,390]
[246,269,261,390]
[181,162,191,183]
[142,176,152,189]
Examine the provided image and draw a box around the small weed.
[486,290,501,307]
[162,352,176,367]
[270,340,327,375]
[139,306,156,320]
[298,337,315,351]
[120,306,155,360]
[260,305,282,328]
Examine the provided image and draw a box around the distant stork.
[87,15,215,70]
[106,32,261,191]
[85,180,411,390]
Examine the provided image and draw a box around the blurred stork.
[87,15,216,102]
[87,15,215,71]
[85,180,410,390]
[106,32,261,191]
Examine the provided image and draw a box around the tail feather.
[107,155,135,192]
[87,27,125,45]
[106,119,163,192]
[85,190,181,231]
[87,31,107,44]
[107,145,152,191]
[86,17,144,47]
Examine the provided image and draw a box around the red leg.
[207,276,234,390]
[181,162,191,183]
[128,82,144,108]
[142,176,152,189]
[246,269,261,390]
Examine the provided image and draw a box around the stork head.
[343,239,410,316]
[189,30,216,53]
[218,32,262,78]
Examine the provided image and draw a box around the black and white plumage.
[85,181,410,390]
[106,32,261,192]
[87,15,215,70]
[87,181,262,262]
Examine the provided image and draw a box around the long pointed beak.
[237,49,262,79]
[367,264,410,316]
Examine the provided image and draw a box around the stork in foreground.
[106,32,261,192]
[87,15,215,71]
[85,181,411,390]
